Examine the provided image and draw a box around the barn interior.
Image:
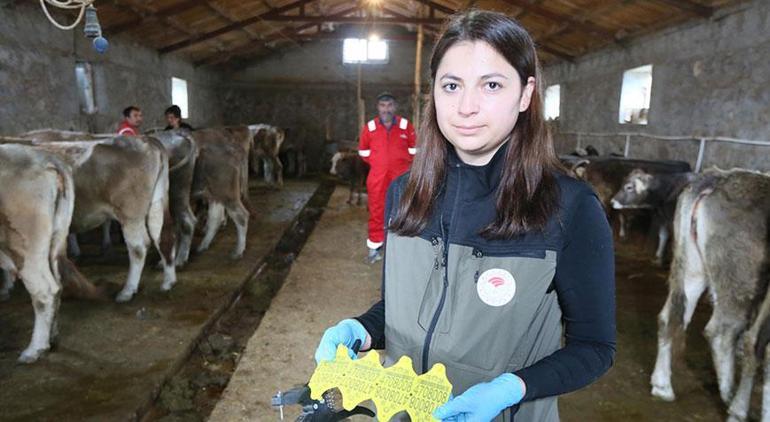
[0,0,768,421]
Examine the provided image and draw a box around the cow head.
[611,169,655,209]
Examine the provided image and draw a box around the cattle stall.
[1,1,769,421]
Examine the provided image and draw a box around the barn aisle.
[209,186,381,421]
[0,180,318,421]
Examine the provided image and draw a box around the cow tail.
[48,161,103,300]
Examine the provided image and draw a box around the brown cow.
[12,133,177,302]
[570,156,691,239]
[248,124,285,188]
[650,168,770,421]
[330,150,369,205]
[0,144,74,362]
[191,127,251,259]
[145,129,199,267]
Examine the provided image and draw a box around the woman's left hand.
[433,373,526,421]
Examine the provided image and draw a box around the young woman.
[315,10,615,421]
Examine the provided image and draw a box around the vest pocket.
[433,248,557,372]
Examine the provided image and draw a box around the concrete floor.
[0,180,318,422]
[210,187,733,422]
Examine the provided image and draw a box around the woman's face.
[434,41,535,166]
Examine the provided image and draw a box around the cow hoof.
[160,281,176,292]
[653,257,664,267]
[229,252,244,261]
[196,245,210,254]
[651,384,675,401]
[115,290,135,303]
[18,348,45,364]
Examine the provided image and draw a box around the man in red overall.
[358,92,417,263]
[117,106,143,135]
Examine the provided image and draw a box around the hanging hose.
[39,0,96,30]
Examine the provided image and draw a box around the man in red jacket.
[117,106,143,136]
[358,92,417,263]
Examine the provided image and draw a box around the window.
[75,62,96,115]
[618,64,652,125]
[171,77,189,119]
[544,84,560,121]
[343,37,389,64]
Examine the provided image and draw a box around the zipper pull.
[473,270,480,283]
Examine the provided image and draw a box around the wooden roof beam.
[195,4,358,66]
[411,0,455,16]
[203,0,278,53]
[500,0,619,42]
[159,0,317,54]
[106,0,209,35]
[651,0,713,18]
[260,15,445,24]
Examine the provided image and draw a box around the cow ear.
[572,160,589,179]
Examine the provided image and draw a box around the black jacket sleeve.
[513,191,617,401]
[354,178,401,350]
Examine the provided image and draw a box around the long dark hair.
[390,10,565,239]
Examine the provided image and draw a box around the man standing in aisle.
[358,92,417,264]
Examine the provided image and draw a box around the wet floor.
[0,179,318,422]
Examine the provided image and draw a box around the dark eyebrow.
[480,73,509,80]
[439,73,462,81]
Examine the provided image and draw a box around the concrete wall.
[544,0,770,171]
[0,3,223,135]
[220,39,432,171]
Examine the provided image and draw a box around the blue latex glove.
[433,373,526,421]
[314,319,369,364]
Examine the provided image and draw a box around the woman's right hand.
[314,319,371,364]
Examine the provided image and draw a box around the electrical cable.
[39,0,96,30]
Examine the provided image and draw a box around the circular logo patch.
[477,268,516,307]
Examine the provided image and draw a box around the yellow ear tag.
[308,344,453,421]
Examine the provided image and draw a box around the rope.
[39,0,96,30]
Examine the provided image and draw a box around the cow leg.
[705,311,744,404]
[116,222,149,303]
[728,292,770,420]
[175,207,197,267]
[650,250,707,401]
[148,205,177,292]
[273,155,284,188]
[654,224,669,266]
[262,158,274,185]
[762,343,770,422]
[197,202,225,254]
[101,220,113,253]
[618,213,627,239]
[224,200,249,260]
[67,233,81,258]
[17,262,61,363]
[0,269,14,301]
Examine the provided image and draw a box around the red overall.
[358,115,417,249]
[117,120,138,136]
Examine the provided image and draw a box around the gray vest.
[383,233,561,422]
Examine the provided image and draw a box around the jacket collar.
[446,140,510,194]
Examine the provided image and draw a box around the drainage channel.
[138,180,336,422]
